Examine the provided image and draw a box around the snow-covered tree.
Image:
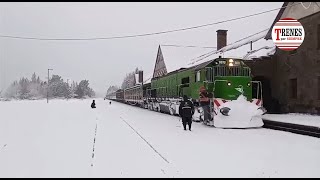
[5,81,19,99]
[31,72,37,83]
[18,77,31,99]
[48,75,70,98]
[28,72,43,99]
[4,73,95,100]
[107,85,119,95]
[74,80,95,98]
[121,70,137,89]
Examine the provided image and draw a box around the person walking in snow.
[91,100,96,109]
[179,95,195,131]
[199,86,213,122]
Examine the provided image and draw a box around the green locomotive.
[106,56,265,128]
[147,57,265,128]
[150,57,253,101]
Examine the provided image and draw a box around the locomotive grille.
[214,66,250,77]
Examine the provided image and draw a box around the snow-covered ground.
[263,114,320,128]
[1,99,320,178]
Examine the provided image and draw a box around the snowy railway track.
[90,112,101,168]
[109,100,320,138]
[119,116,170,164]
[262,119,320,138]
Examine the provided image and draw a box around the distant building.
[245,2,320,114]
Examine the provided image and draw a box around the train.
[105,57,266,128]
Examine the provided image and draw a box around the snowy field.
[263,114,320,127]
[1,99,320,178]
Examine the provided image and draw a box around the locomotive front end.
[197,58,265,128]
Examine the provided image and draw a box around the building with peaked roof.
[150,44,211,80]
[152,46,168,78]
[245,2,320,114]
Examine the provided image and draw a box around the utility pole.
[47,69,53,103]
[67,79,70,101]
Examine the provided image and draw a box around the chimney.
[138,70,143,83]
[216,30,228,50]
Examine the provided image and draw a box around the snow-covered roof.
[185,30,276,67]
[243,46,276,60]
[149,29,277,78]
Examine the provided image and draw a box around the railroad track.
[107,100,320,138]
[262,119,320,138]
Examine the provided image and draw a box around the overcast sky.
[0,2,283,96]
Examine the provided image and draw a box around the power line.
[188,27,269,64]
[230,28,269,44]
[0,2,299,41]
[191,28,268,61]
[161,44,216,49]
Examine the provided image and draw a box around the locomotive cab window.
[205,67,213,82]
[218,60,226,65]
[227,59,241,66]
[196,71,201,82]
[234,61,241,66]
[181,77,190,87]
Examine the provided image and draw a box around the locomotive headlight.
[247,82,251,87]
[228,59,234,66]
[220,107,231,116]
[227,82,232,86]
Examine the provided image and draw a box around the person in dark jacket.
[109,101,112,105]
[179,95,195,131]
[91,100,96,109]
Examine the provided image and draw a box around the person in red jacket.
[199,86,213,122]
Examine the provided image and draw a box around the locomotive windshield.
[214,59,243,66]
[213,58,250,77]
